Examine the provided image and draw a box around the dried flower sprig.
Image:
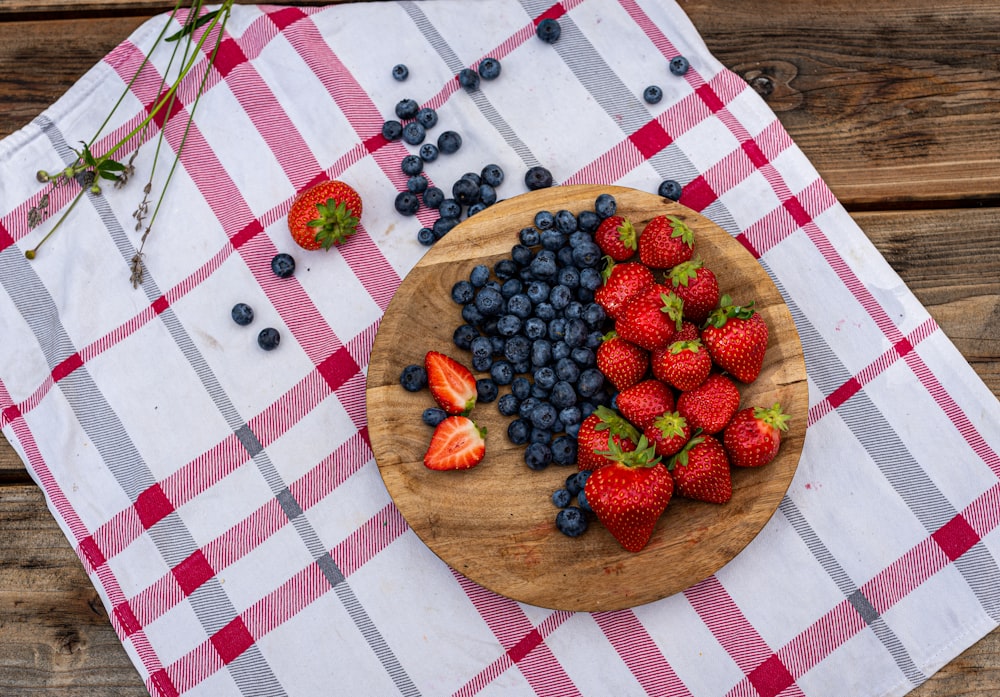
[25,0,233,288]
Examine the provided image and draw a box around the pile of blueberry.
[447,193,621,521]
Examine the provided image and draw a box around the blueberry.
[518,396,541,420]
[510,376,532,400]
[438,130,463,154]
[582,302,606,327]
[558,405,582,426]
[565,470,591,496]
[415,107,438,129]
[551,436,577,465]
[529,249,558,279]
[407,175,429,194]
[395,98,420,120]
[577,368,605,398]
[554,210,578,234]
[419,143,439,163]
[540,229,567,251]
[594,193,617,219]
[511,244,534,267]
[669,55,690,76]
[394,191,420,216]
[533,367,557,392]
[530,427,554,445]
[556,507,588,537]
[551,340,572,362]
[547,317,567,342]
[525,442,552,470]
[579,267,603,291]
[271,253,295,278]
[481,164,504,187]
[496,314,522,336]
[531,339,552,367]
[658,179,683,201]
[525,166,554,190]
[506,293,533,319]
[552,488,572,508]
[474,286,505,316]
[453,323,479,349]
[549,380,577,409]
[399,364,428,391]
[402,121,426,145]
[382,120,403,141]
[519,227,541,246]
[577,210,600,233]
[452,177,480,206]
[458,68,480,91]
[489,359,515,385]
[571,241,603,267]
[534,302,556,322]
[469,264,490,287]
[549,284,572,310]
[572,346,595,366]
[451,280,475,304]
[417,227,435,246]
[577,489,593,514]
[508,418,531,445]
[557,266,580,289]
[422,407,448,427]
[534,210,555,230]
[401,154,424,176]
[504,335,531,364]
[477,378,499,403]
[643,85,663,104]
[478,184,498,207]
[462,302,484,325]
[499,277,522,297]
[536,18,562,44]
[391,64,409,81]
[497,393,520,417]
[422,186,444,209]
[470,335,493,362]
[257,327,280,351]
[231,302,254,326]
[554,357,580,383]
[433,216,460,239]
[526,281,550,304]
[478,57,502,80]
[439,198,462,219]
[530,402,559,430]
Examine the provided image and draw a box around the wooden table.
[1,0,997,694]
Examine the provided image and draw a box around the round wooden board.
[365,184,808,612]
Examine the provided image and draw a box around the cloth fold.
[1,1,999,695]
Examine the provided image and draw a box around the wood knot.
[735,60,803,112]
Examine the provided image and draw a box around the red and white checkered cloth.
[2,1,999,695]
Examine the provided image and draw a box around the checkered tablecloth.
[2,1,999,695]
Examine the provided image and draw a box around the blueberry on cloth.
[536,18,562,44]
[669,55,690,76]
[458,68,480,91]
[401,154,424,176]
[257,327,281,351]
[395,98,420,120]
[478,57,502,80]
[402,121,426,145]
[422,186,444,209]
[416,227,435,246]
[452,177,481,206]
[438,130,463,154]
[231,303,254,326]
[422,407,447,427]
[416,107,438,129]
[525,165,554,190]
[419,143,439,163]
[658,179,683,201]
[407,175,429,194]
[556,507,588,537]
[381,120,403,141]
[481,163,504,187]
[399,364,428,391]
[392,63,409,81]
[643,85,663,104]
[394,191,420,216]
[439,198,462,219]
[270,253,295,278]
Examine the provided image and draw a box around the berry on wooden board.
[425,350,478,415]
[423,415,486,470]
[669,433,732,504]
[723,403,790,468]
[701,295,769,383]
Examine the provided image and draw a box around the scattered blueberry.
[458,68,480,91]
[391,64,409,81]
[402,121,426,145]
[507,418,531,445]
[422,407,448,427]
[481,163,504,187]
[525,165,554,190]
[565,470,591,496]
[551,435,577,464]
[401,155,424,176]
[669,55,690,76]
[536,18,562,44]
[417,227,435,246]
[438,130,463,154]
[423,186,444,208]
[407,175,429,195]
[381,120,403,141]
[415,107,438,129]
[453,323,479,349]
[257,327,281,351]
[400,364,428,391]
[433,216,460,239]
[577,489,592,514]
[452,178,480,206]
[476,378,499,403]
[231,303,254,326]
[556,507,588,537]
[451,280,476,304]
[497,393,520,417]
[478,57,502,80]
[594,193,617,219]
[419,143,439,163]
[469,264,490,287]
[271,253,295,278]
[438,198,462,219]
[395,98,420,120]
[524,442,552,470]
[643,85,663,104]
[394,191,420,216]
[658,179,683,201]
[552,488,572,508]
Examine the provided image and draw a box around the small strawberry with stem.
[594,215,638,261]
[594,259,655,320]
[667,258,719,326]
[616,379,675,431]
[638,214,694,270]
[669,432,732,504]
[424,350,477,415]
[701,295,769,383]
[644,411,691,458]
[423,415,486,470]
[288,179,363,250]
[615,283,685,351]
[585,436,674,552]
[723,403,790,468]
[596,331,649,392]
[651,339,712,392]
[576,405,641,471]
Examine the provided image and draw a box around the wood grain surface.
[0,0,998,694]
[366,185,808,611]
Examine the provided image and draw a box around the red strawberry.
[723,403,790,468]
[596,332,649,392]
[638,214,694,269]
[423,415,486,470]
[651,339,712,392]
[615,284,684,351]
[576,405,640,471]
[594,261,655,320]
[585,436,673,552]
[594,215,638,261]
[616,379,675,431]
[669,433,732,504]
[701,295,769,383]
[668,258,719,325]
[644,411,691,458]
[673,320,700,343]
[288,180,363,250]
[676,373,740,434]
[424,351,477,415]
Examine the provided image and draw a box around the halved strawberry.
[423,415,486,470]
[424,350,477,415]
[288,179,363,250]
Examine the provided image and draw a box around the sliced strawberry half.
[424,415,486,470]
[424,350,477,415]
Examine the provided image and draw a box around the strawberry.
[595,332,649,391]
[675,373,740,434]
[723,403,790,468]
[673,320,700,343]
[585,436,673,552]
[643,411,691,458]
[594,215,638,261]
[667,258,719,325]
[423,415,486,470]
[424,350,477,415]
[638,214,694,269]
[594,260,655,320]
[616,379,675,431]
[669,433,732,504]
[287,180,363,250]
[701,295,769,383]
[651,339,712,392]
[615,284,684,351]
[576,405,640,471]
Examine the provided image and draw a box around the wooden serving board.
[365,184,808,612]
